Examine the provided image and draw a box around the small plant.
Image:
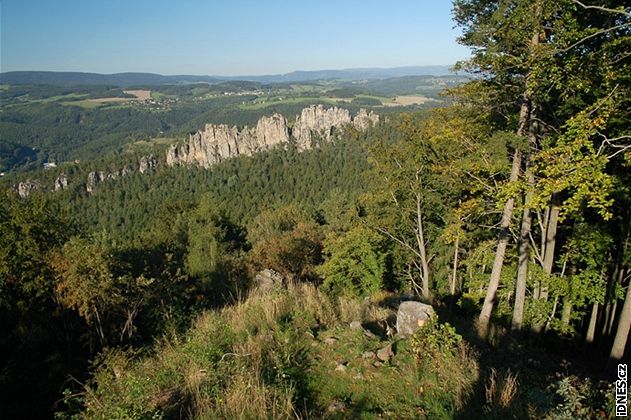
[410,317,462,359]
[484,368,519,414]
[409,318,478,417]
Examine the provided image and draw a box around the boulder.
[349,320,362,330]
[376,343,394,362]
[396,301,435,338]
[254,268,284,290]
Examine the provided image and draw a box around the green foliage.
[409,319,478,418]
[185,195,247,290]
[0,194,74,305]
[318,226,387,297]
[250,218,323,282]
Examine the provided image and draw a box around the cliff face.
[167,106,378,168]
[13,106,378,197]
[292,105,352,150]
[166,113,290,168]
[353,108,380,131]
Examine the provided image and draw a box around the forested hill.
[1,1,630,419]
[0,66,454,86]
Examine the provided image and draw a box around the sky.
[0,0,469,76]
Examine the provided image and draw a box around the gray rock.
[254,268,284,290]
[335,362,347,372]
[327,401,346,413]
[16,180,40,198]
[396,301,435,338]
[376,344,394,362]
[292,104,352,150]
[350,320,362,330]
[353,108,379,130]
[139,155,157,173]
[166,107,377,168]
[86,171,104,193]
[362,351,375,359]
[166,114,288,168]
[363,329,377,339]
[54,173,68,191]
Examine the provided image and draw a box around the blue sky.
[1,0,469,75]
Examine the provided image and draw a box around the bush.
[318,226,387,297]
[410,319,479,417]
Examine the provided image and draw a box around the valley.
[1,1,630,419]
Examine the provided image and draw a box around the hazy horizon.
[1,0,468,75]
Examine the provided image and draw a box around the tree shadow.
[431,300,616,418]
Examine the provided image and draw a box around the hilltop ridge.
[0,66,455,86]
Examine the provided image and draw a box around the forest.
[1,0,630,418]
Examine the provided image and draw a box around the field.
[0,76,462,172]
[389,95,438,106]
[85,89,152,103]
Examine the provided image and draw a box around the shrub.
[410,318,479,417]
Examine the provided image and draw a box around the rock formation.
[292,105,352,150]
[166,106,378,168]
[16,106,379,196]
[139,155,157,173]
[254,268,285,290]
[167,113,290,168]
[396,301,434,338]
[353,108,380,131]
[16,180,40,198]
[86,171,104,193]
[54,174,68,191]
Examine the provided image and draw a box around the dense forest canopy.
[0,0,630,418]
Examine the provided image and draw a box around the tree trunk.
[585,303,599,345]
[538,192,561,300]
[512,201,531,331]
[451,236,459,295]
[561,265,575,329]
[478,148,522,338]
[608,299,619,336]
[415,193,430,299]
[477,12,542,339]
[561,299,572,328]
[608,280,631,366]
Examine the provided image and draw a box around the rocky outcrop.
[167,113,290,168]
[255,269,284,290]
[292,105,352,150]
[396,301,434,338]
[16,180,40,198]
[166,106,378,168]
[353,108,379,131]
[86,171,104,193]
[85,165,135,193]
[139,155,157,173]
[54,174,68,191]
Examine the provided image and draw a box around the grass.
[60,284,620,419]
[61,99,106,109]
[64,284,481,419]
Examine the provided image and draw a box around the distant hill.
[0,66,456,86]
[0,71,222,86]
